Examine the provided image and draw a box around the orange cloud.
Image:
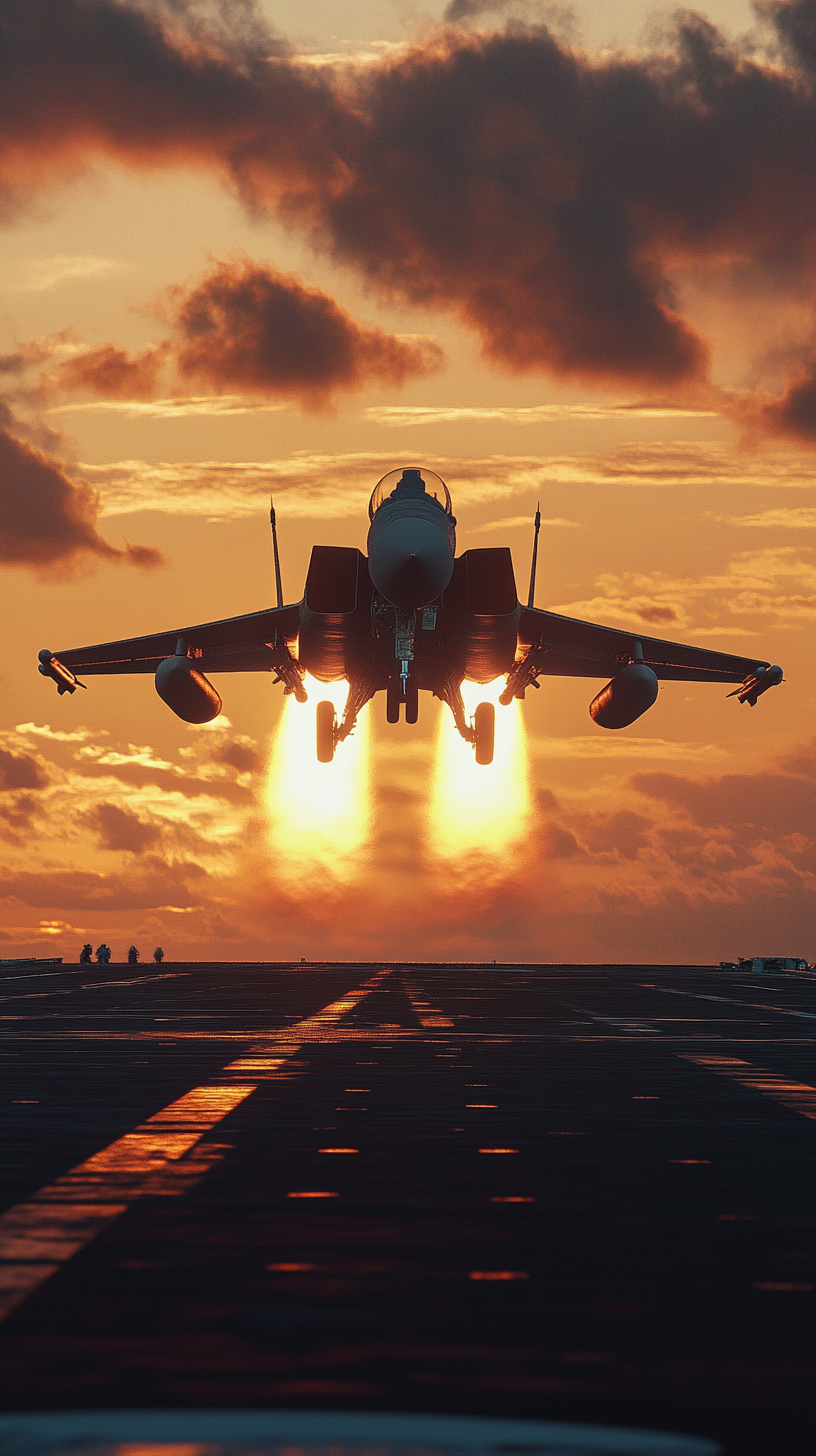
[169,258,444,407]
[41,259,444,410]
[9,0,816,395]
[555,549,816,633]
[52,343,168,399]
[84,802,163,855]
[0,425,164,575]
[733,355,816,446]
[0,746,50,791]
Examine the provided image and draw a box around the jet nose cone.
[384,550,442,609]
[368,519,453,608]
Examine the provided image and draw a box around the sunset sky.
[1,0,814,965]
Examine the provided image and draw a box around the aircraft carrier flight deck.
[0,960,813,1456]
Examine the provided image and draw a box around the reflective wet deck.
[1,961,813,1456]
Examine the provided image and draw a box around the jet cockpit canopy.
[369,467,453,521]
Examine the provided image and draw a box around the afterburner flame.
[428,678,532,867]
[266,674,371,886]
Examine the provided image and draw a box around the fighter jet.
[38,466,783,765]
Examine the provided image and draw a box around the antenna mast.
[270,497,283,609]
[527,502,541,609]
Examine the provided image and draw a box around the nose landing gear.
[386,676,419,724]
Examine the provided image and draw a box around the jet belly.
[367,497,454,609]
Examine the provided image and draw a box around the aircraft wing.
[41,602,302,679]
[517,605,771,683]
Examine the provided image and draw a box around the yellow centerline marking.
[0,971,390,1323]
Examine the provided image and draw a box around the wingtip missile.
[37,649,87,695]
[727,663,783,706]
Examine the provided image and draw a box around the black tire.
[474,701,495,765]
[386,679,401,724]
[316,700,336,762]
[405,678,419,724]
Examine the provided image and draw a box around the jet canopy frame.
[369,467,453,521]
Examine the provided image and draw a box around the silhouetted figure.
[96,944,111,965]
[128,945,139,964]
[79,943,92,964]
[153,946,164,964]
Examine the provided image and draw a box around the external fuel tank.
[155,653,222,723]
[590,662,659,729]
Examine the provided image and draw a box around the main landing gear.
[316,700,337,763]
[316,680,494,765]
[436,680,496,765]
[316,676,379,761]
[473,701,495,766]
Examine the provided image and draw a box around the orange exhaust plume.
[429,678,532,873]
[266,674,372,889]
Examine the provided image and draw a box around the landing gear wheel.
[386,679,401,724]
[473,701,495,765]
[316,700,336,762]
[405,679,419,724]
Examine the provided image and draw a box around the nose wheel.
[473,701,495,765]
[386,677,419,724]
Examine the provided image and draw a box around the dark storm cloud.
[170,259,445,405]
[0,793,43,836]
[0,341,59,376]
[47,259,444,408]
[767,372,816,441]
[9,0,816,398]
[632,764,816,839]
[760,0,816,70]
[0,392,68,456]
[207,733,263,775]
[739,358,816,444]
[0,0,349,216]
[444,0,506,19]
[442,0,567,25]
[86,802,163,854]
[0,859,208,910]
[0,426,164,574]
[779,738,816,778]
[302,23,709,387]
[0,748,50,792]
